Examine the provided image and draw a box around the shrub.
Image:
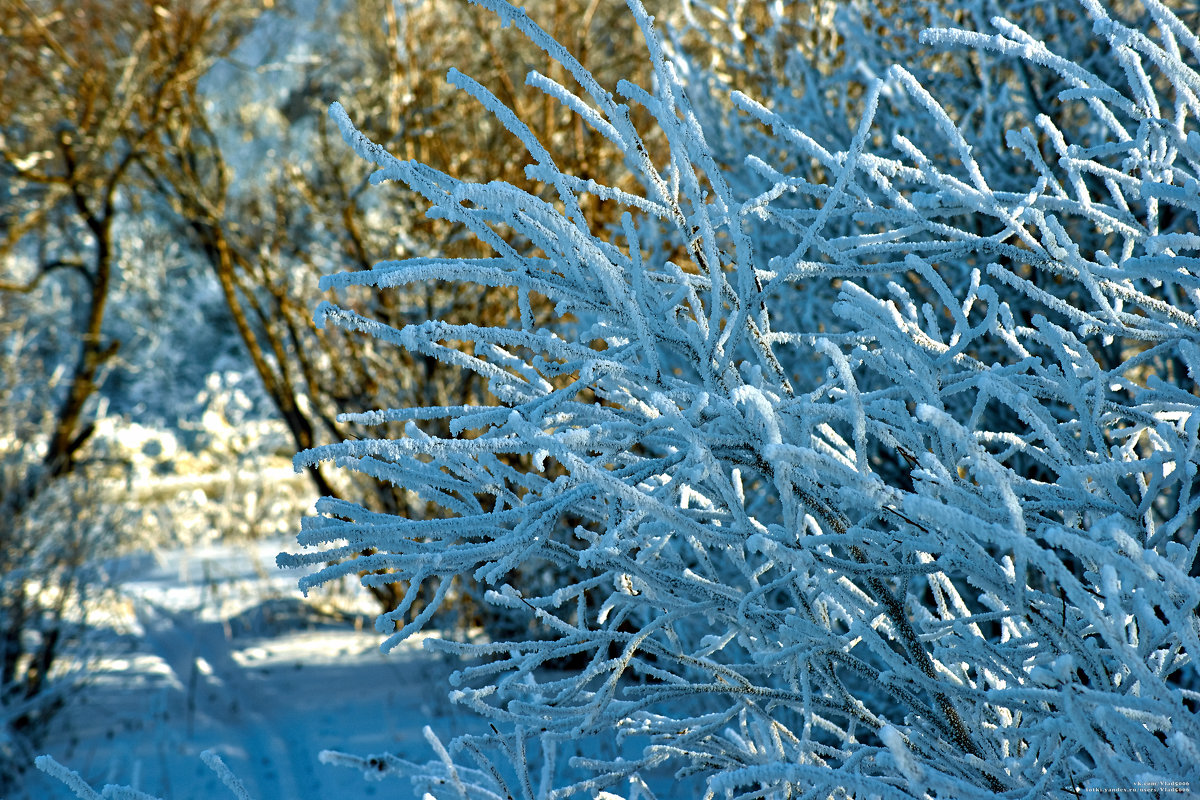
[284,0,1200,796]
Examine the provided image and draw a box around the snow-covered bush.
[281,0,1200,796]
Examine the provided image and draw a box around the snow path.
[14,539,484,800]
[129,599,308,800]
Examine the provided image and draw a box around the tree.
[162,0,675,617]
[284,0,1200,796]
[0,0,259,502]
[0,0,261,768]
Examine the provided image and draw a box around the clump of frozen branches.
[286,0,1200,796]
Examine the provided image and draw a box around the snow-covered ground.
[13,537,484,800]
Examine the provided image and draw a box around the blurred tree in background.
[0,0,261,768]
[0,0,259,508]
[166,0,670,613]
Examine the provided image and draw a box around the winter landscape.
[3,0,1200,797]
